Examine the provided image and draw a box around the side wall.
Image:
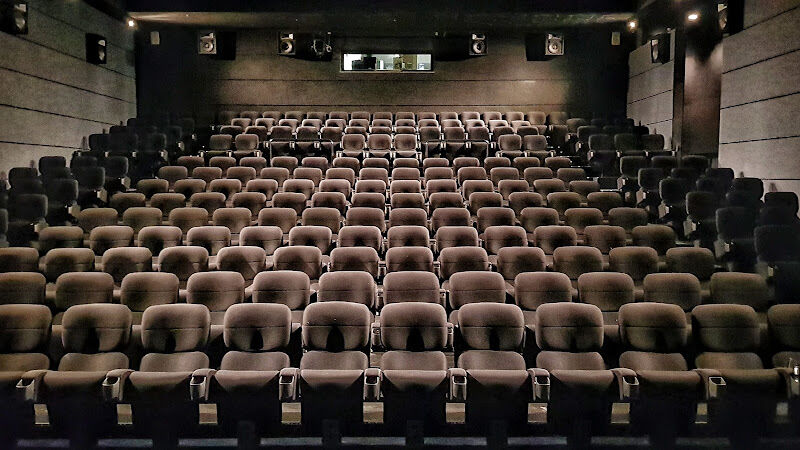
[626,31,674,148]
[135,28,630,123]
[0,0,136,171]
[719,0,800,194]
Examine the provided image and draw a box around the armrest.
[694,368,726,400]
[611,368,639,401]
[777,367,800,399]
[16,369,49,402]
[371,322,382,349]
[448,368,467,401]
[528,368,550,402]
[439,289,447,308]
[363,367,382,401]
[190,368,217,401]
[446,322,455,350]
[102,369,134,402]
[279,368,299,402]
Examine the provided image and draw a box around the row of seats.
[2,299,799,445]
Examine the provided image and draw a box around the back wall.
[135,27,630,123]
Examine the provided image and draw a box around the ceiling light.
[687,12,700,21]
[627,20,638,31]
[127,19,135,28]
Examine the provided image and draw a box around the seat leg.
[405,419,424,449]
[322,419,341,448]
[566,418,592,449]
[487,420,508,448]
[237,421,258,450]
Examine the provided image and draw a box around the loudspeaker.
[525,34,545,61]
[279,32,296,55]
[545,33,564,56]
[650,33,670,64]
[310,32,333,61]
[85,33,107,65]
[719,0,744,35]
[0,1,27,35]
[469,33,487,56]
[198,31,236,60]
[198,31,217,55]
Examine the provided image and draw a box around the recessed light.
[127,19,135,28]
[627,20,638,30]
[687,12,700,21]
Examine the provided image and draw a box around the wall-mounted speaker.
[718,0,744,35]
[469,33,487,56]
[279,32,296,55]
[0,1,27,35]
[198,31,217,55]
[310,32,332,61]
[198,30,236,60]
[85,33,107,65]
[650,33,670,64]
[545,33,564,56]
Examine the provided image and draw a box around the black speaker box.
[650,33,670,64]
[198,31,236,60]
[0,1,27,35]
[435,35,470,61]
[85,33,107,65]
[525,34,546,61]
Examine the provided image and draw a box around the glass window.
[342,53,432,72]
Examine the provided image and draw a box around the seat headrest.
[458,303,524,351]
[692,304,760,352]
[302,302,371,351]
[141,304,210,353]
[380,303,448,351]
[768,304,800,350]
[62,304,132,353]
[618,302,688,353]
[224,303,292,351]
[0,304,52,353]
[534,303,603,352]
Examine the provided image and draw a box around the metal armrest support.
[364,367,382,401]
[528,368,550,402]
[279,368,300,402]
[190,368,217,401]
[371,322,382,349]
[611,368,639,401]
[16,369,49,402]
[448,368,467,401]
[694,368,726,400]
[102,368,135,402]
[777,367,800,399]
[446,323,455,350]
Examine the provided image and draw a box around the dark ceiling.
[125,0,638,31]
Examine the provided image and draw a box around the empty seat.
[617,302,701,443]
[138,226,182,256]
[297,301,372,433]
[553,246,603,284]
[0,272,46,305]
[157,246,209,285]
[273,246,323,280]
[88,225,134,255]
[318,271,376,310]
[584,225,627,255]
[448,271,505,323]
[533,302,624,444]
[301,207,342,234]
[187,226,231,256]
[438,247,489,283]
[434,226,479,251]
[120,272,179,324]
[387,225,429,249]
[101,247,153,284]
[388,208,427,228]
[379,302,451,433]
[385,246,434,273]
[631,225,676,256]
[103,304,210,443]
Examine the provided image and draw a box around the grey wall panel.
[0,68,134,124]
[23,8,135,78]
[723,7,800,73]
[743,0,800,28]
[0,106,104,148]
[721,49,800,108]
[28,0,134,50]
[0,143,77,171]
[627,91,673,126]
[719,93,800,143]
[627,62,674,104]
[0,0,136,173]
[0,34,136,103]
[719,0,800,189]
[719,137,800,179]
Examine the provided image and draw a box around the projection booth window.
[342,53,432,71]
